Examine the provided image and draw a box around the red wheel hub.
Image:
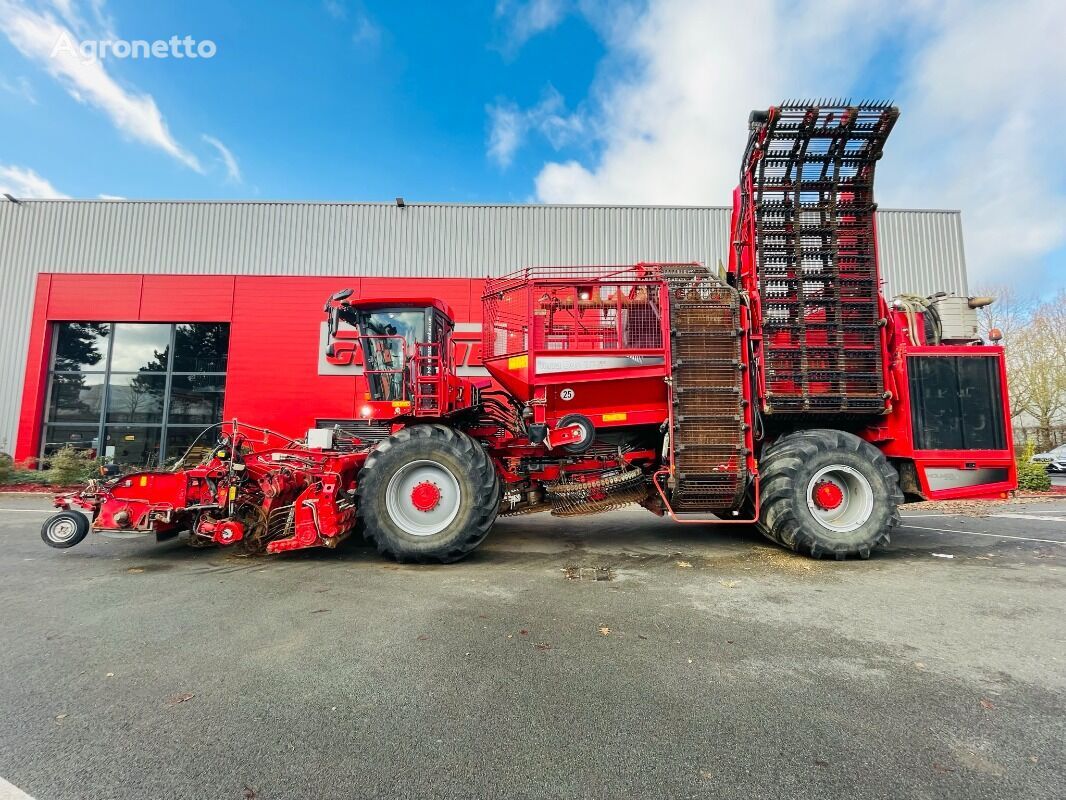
[812,480,844,511]
[212,520,245,545]
[410,481,442,512]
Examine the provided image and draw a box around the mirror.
[324,288,354,312]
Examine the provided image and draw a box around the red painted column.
[14,274,53,462]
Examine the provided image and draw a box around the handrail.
[412,342,444,415]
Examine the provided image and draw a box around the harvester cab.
[324,291,467,418]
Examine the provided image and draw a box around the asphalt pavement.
[0,493,1063,799]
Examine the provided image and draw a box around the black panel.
[168,375,226,424]
[956,357,1007,451]
[48,373,105,422]
[908,356,1006,451]
[54,322,110,372]
[42,425,100,457]
[46,321,229,465]
[174,323,230,372]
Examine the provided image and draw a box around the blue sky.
[0,0,607,202]
[1,0,1064,292]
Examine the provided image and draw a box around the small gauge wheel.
[558,413,595,455]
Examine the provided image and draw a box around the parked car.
[1031,444,1066,473]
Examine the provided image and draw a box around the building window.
[43,322,229,467]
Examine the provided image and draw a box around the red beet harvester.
[44,102,1015,560]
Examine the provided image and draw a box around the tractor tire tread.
[357,425,500,564]
[756,429,903,559]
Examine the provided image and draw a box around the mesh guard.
[741,102,898,415]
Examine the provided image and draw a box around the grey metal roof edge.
[0,198,962,213]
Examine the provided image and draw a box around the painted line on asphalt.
[899,513,954,518]
[0,508,55,514]
[900,524,1066,545]
[991,513,1066,523]
[0,776,36,800]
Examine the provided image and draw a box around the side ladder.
[413,342,444,415]
[661,271,750,513]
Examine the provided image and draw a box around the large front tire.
[356,425,500,563]
[757,429,902,559]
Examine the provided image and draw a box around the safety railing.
[483,275,675,364]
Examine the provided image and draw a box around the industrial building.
[0,199,970,466]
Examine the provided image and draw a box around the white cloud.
[0,163,70,198]
[883,0,1066,286]
[202,134,241,182]
[487,104,524,168]
[521,0,1066,288]
[323,0,381,47]
[45,0,115,40]
[533,0,898,203]
[97,193,124,199]
[495,0,568,54]
[0,73,36,102]
[487,86,583,168]
[351,13,380,47]
[323,0,346,20]
[0,0,202,171]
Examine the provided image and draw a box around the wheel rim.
[805,465,874,533]
[46,516,79,543]
[385,460,461,536]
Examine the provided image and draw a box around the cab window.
[358,309,426,400]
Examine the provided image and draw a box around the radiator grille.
[316,419,391,446]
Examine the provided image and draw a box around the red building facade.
[16,274,488,464]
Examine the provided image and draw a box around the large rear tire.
[756,429,902,559]
[356,425,500,563]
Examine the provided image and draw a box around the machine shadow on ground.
[81,510,936,576]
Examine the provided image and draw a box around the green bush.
[8,469,47,485]
[46,446,98,486]
[1017,443,1051,492]
[0,455,47,486]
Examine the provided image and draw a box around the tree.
[124,348,168,421]
[52,323,109,422]
[977,286,1066,451]
[972,285,1032,347]
[54,322,108,372]
[1010,292,1066,451]
[174,323,228,373]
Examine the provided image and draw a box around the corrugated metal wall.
[876,209,969,301]
[0,200,968,453]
